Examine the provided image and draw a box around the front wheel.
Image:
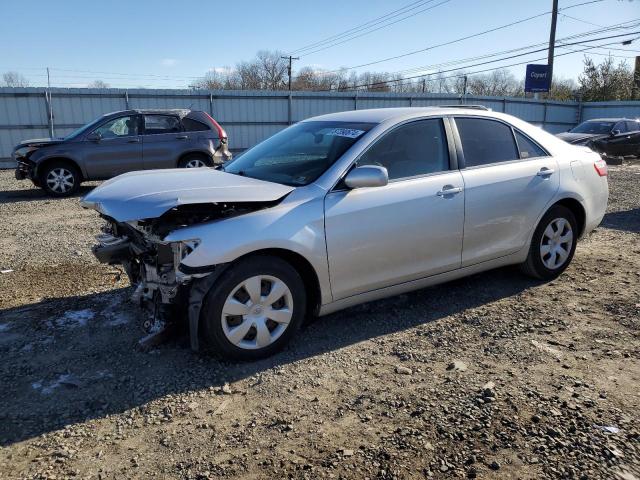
[40,161,81,197]
[520,205,578,280]
[200,256,306,360]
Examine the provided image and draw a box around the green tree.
[578,56,634,101]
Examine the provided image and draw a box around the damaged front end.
[82,167,295,349]
[91,199,281,350]
[93,219,197,348]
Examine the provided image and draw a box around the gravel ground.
[0,166,638,480]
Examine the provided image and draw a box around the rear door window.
[455,118,518,167]
[143,115,181,135]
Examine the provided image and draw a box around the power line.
[287,0,438,55]
[292,0,451,57]
[326,33,639,91]
[315,0,609,75]
[317,18,639,79]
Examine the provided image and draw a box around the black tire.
[177,154,212,168]
[39,161,81,197]
[200,255,306,361]
[520,205,578,280]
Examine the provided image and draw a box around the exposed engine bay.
[91,200,280,349]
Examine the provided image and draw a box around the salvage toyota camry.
[81,107,609,360]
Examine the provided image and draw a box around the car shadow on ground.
[0,266,537,446]
[0,185,96,204]
[600,208,640,233]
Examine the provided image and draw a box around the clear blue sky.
[1,0,638,89]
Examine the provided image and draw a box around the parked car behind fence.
[13,109,231,196]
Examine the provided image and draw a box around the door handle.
[176,135,189,140]
[436,185,463,196]
[127,138,140,143]
[537,167,555,177]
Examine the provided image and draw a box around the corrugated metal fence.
[1,87,640,164]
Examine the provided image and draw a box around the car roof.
[304,106,505,124]
[103,108,192,118]
[584,118,635,122]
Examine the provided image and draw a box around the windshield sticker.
[326,128,365,139]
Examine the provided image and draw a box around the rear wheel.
[39,161,81,197]
[200,256,306,360]
[178,155,212,168]
[521,205,577,280]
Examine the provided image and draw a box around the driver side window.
[356,119,449,180]
[92,116,137,138]
[613,122,627,134]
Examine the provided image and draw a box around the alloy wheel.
[539,217,574,270]
[46,167,75,193]
[221,275,293,350]
[185,159,206,168]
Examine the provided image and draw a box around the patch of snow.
[31,374,80,395]
[31,370,113,395]
[106,312,130,327]
[49,309,94,329]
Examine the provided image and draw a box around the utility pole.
[421,77,426,93]
[462,75,468,103]
[46,67,54,137]
[281,55,299,91]
[633,56,640,99]
[547,0,559,92]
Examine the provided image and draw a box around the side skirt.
[318,251,526,317]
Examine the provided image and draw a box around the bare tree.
[87,80,110,89]
[2,71,30,87]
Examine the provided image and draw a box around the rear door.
[141,114,186,169]
[453,117,559,266]
[81,115,143,179]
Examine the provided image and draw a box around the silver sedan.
[82,106,609,360]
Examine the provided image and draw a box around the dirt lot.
[0,166,638,480]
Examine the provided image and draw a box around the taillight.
[203,112,227,140]
[594,158,608,177]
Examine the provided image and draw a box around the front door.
[82,115,143,179]
[324,118,465,300]
[454,117,560,266]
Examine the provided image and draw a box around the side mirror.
[87,131,102,142]
[344,165,388,189]
[611,129,620,136]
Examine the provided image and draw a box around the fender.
[164,187,333,306]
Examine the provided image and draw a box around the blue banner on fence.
[525,64,550,93]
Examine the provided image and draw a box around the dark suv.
[14,109,231,196]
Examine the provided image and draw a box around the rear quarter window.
[182,118,211,132]
[514,130,548,159]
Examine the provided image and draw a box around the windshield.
[64,116,109,140]
[223,121,375,186]
[569,121,614,134]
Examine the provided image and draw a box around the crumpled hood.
[556,132,606,145]
[14,137,66,150]
[80,168,295,222]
